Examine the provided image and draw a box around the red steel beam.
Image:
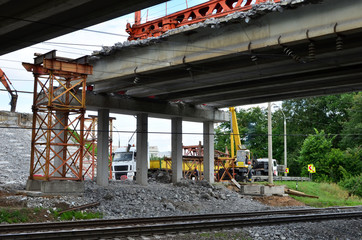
[126,0,280,40]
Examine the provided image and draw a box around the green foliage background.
[214,92,361,191]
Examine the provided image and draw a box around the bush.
[339,175,362,197]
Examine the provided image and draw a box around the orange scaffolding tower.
[23,50,93,181]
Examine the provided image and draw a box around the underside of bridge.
[0,0,167,56]
[88,0,362,109]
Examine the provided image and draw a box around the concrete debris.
[90,0,319,59]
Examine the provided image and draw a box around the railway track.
[0,207,361,239]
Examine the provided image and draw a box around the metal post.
[268,102,273,184]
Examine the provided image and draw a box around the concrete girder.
[189,68,362,105]
[88,0,362,108]
[125,47,362,99]
[0,0,168,55]
[89,0,362,83]
[85,92,229,123]
[222,86,362,107]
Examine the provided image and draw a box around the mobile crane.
[0,68,17,112]
[215,107,251,182]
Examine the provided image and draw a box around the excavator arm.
[0,68,18,112]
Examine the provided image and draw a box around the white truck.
[253,158,278,177]
[112,145,137,180]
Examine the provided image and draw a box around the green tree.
[282,93,357,176]
[343,147,362,177]
[298,129,334,181]
[340,92,362,149]
[325,148,346,182]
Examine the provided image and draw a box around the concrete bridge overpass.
[88,0,362,108]
[0,0,167,56]
[84,0,362,187]
[8,0,362,191]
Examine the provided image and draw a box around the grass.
[274,181,362,207]
[54,210,103,221]
[0,207,103,224]
[0,208,29,223]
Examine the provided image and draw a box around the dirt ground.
[253,195,306,207]
[225,185,306,207]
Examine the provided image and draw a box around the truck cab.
[112,146,136,180]
[253,158,278,176]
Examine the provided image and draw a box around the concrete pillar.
[268,102,273,184]
[171,117,183,183]
[203,121,214,183]
[136,113,148,185]
[97,109,109,186]
[54,111,66,177]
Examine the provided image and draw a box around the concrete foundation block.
[261,185,285,196]
[26,179,43,191]
[41,181,84,194]
[241,185,262,195]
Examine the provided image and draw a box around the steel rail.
[0,209,360,239]
[0,206,358,233]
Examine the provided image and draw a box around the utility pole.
[282,111,287,177]
[268,102,273,184]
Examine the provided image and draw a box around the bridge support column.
[203,121,214,184]
[171,117,183,183]
[54,111,67,177]
[136,113,148,185]
[97,109,109,187]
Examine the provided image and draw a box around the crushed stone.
[0,123,361,239]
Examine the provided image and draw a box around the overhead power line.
[0,125,360,138]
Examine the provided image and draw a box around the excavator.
[0,68,18,112]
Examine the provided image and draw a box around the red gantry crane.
[126,0,280,40]
[0,68,18,112]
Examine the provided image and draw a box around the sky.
[0,0,269,152]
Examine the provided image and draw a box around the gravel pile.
[0,123,361,240]
[0,125,31,189]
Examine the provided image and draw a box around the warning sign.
[285,168,289,174]
[308,164,316,173]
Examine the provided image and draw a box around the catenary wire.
[0,125,360,138]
